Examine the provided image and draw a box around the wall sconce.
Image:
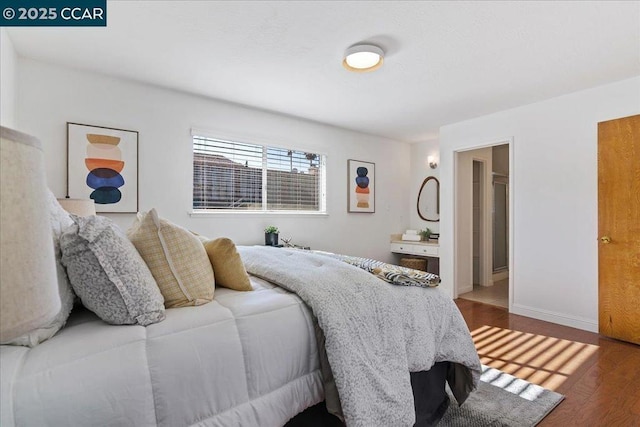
[428,155,438,169]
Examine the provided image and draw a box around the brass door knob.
[600,236,612,244]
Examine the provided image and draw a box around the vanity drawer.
[390,242,438,257]
[413,245,438,257]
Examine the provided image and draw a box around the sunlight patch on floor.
[471,325,599,391]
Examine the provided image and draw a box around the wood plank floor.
[455,299,640,426]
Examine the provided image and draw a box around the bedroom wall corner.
[1,29,17,128]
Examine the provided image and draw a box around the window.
[193,135,326,212]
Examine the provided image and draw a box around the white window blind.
[193,135,326,212]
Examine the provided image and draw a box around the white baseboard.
[493,270,508,281]
[511,303,598,333]
[458,285,473,294]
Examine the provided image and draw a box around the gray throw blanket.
[238,246,481,427]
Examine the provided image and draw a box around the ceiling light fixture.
[343,44,384,72]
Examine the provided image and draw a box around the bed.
[0,125,480,427]
[1,276,324,426]
[0,248,481,427]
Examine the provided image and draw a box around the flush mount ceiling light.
[342,44,384,72]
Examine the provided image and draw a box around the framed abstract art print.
[347,159,375,213]
[67,122,138,213]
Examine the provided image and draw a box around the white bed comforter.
[0,277,323,427]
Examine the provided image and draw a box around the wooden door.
[598,114,640,344]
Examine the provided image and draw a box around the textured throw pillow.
[60,215,165,326]
[127,209,215,308]
[203,238,252,291]
[7,191,76,347]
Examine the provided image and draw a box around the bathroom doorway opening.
[457,143,510,308]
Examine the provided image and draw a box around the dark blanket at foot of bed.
[286,362,450,427]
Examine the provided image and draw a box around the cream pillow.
[127,209,214,308]
[204,238,252,291]
[7,190,76,346]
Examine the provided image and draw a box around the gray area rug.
[439,365,565,426]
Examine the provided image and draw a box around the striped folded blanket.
[314,251,440,288]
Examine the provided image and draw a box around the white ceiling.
[6,1,640,142]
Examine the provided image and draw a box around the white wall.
[1,28,17,128]
[409,139,440,233]
[16,58,411,262]
[439,76,640,332]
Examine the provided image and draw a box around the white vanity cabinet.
[390,235,440,275]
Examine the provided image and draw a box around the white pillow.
[7,191,75,347]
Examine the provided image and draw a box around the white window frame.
[190,129,327,216]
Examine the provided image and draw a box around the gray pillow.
[60,215,165,326]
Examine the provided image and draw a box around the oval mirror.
[417,176,440,222]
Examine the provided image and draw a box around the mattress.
[0,276,324,427]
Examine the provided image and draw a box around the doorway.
[457,143,511,308]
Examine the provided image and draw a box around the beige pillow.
[190,231,210,244]
[127,209,214,308]
[7,190,76,346]
[204,238,252,291]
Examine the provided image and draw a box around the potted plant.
[419,227,431,241]
[264,226,279,246]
